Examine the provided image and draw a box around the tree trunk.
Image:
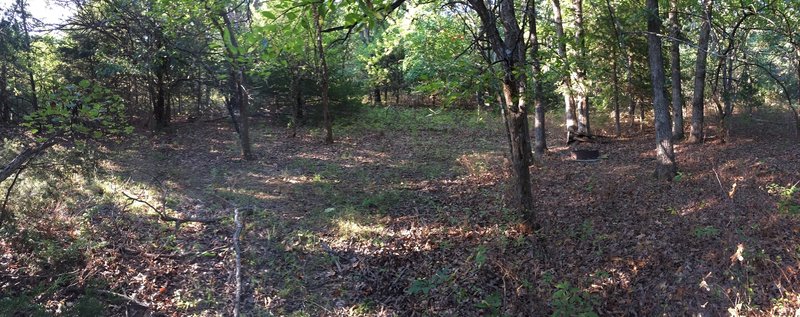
[18,0,37,109]
[154,69,168,129]
[468,0,534,224]
[551,0,577,138]
[0,63,8,123]
[529,0,547,158]
[605,0,623,136]
[627,53,636,128]
[669,0,684,140]
[688,0,713,143]
[573,0,590,136]
[720,56,734,143]
[313,4,333,144]
[646,0,677,179]
[290,70,303,137]
[216,12,254,160]
[373,88,381,106]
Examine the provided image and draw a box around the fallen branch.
[232,207,243,317]
[121,191,222,230]
[97,290,149,308]
[0,137,58,183]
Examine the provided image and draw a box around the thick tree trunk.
[646,0,677,179]
[313,4,333,144]
[669,0,684,140]
[551,0,577,137]
[688,0,713,143]
[468,0,534,224]
[573,0,590,136]
[529,0,547,158]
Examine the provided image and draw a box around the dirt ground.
[2,107,800,316]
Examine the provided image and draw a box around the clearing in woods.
[2,106,800,316]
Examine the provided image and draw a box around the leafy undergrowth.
[2,106,800,316]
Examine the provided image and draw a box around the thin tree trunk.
[604,0,624,136]
[573,0,590,136]
[529,0,547,158]
[688,0,713,143]
[627,53,636,128]
[468,0,534,224]
[646,0,677,179]
[216,12,254,160]
[551,0,577,138]
[0,63,8,123]
[669,0,684,140]
[154,69,168,129]
[373,88,381,105]
[313,4,333,144]
[17,0,37,109]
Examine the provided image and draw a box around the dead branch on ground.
[232,207,243,317]
[121,191,222,231]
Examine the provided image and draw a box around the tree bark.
[154,64,168,129]
[313,4,333,144]
[468,0,534,224]
[669,0,684,140]
[605,0,623,136]
[688,0,712,143]
[551,0,577,138]
[529,0,546,158]
[217,12,254,160]
[646,0,677,179]
[627,53,637,128]
[17,0,37,109]
[573,0,590,136]
[0,137,57,184]
[1,63,8,123]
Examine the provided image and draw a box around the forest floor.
[2,105,800,316]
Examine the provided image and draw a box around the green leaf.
[261,10,276,19]
[344,13,361,24]
[79,79,91,88]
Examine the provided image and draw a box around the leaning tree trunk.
[529,0,547,158]
[313,4,334,144]
[669,0,684,140]
[689,0,713,143]
[646,0,677,179]
[551,0,577,138]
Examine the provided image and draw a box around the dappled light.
[2,0,800,314]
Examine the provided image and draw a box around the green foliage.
[0,295,49,317]
[693,226,721,239]
[22,81,130,141]
[474,245,488,268]
[407,268,452,295]
[551,281,598,317]
[474,292,502,315]
[766,183,800,215]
